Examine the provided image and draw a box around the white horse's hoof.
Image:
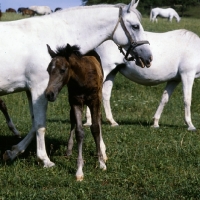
[43,161,55,168]
[151,125,159,128]
[188,127,196,131]
[3,149,20,161]
[83,122,91,127]
[111,122,119,127]
[76,175,84,181]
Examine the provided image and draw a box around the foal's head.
[45,43,81,102]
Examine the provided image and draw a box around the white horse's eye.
[131,25,139,30]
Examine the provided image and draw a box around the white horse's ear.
[133,0,140,9]
[127,0,139,12]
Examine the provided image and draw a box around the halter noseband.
[112,7,150,61]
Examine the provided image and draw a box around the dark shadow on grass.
[107,119,186,129]
[47,118,70,124]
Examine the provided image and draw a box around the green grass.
[1,12,200,199]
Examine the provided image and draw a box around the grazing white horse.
[85,29,200,131]
[29,6,52,15]
[150,7,181,22]
[1,0,152,172]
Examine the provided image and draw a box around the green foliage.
[82,0,200,17]
[1,12,200,199]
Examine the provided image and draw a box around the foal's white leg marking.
[153,81,179,128]
[99,124,107,165]
[103,76,119,126]
[76,142,84,181]
[181,73,196,131]
[83,106,92,126]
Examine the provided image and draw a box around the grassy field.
[1,12,200,199]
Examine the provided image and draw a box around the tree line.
[81,0,199,16]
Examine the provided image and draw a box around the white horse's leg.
[103,72,119,126]
[4,90,55,167]
[32,92,55,167]
[83,106,92,126]
[152,81,180,128]
[0,98,21,138]
[3,90,36,160]
[181,73,196,131]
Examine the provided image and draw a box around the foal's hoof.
[76,175,84,181]
[188,127,196,131]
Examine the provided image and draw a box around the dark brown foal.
[45,44,107,181]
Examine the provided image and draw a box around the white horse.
[1,0,152,178]
[85,29,200,131]
[150,7,181,22]
[29,6,52,15]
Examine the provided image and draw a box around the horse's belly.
[119,64,180,86]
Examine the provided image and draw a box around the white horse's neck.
[51,6,120,54]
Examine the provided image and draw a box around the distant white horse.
[150,7,181,22]
[29,6,52,15]
[0,0,152,178]
[85,29,200,131]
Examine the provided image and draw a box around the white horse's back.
[150,7,180,22]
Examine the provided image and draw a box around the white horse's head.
[112,0,152,68]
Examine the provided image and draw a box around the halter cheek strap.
[112,7,150,61]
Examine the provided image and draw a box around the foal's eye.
[131,25,139,30]
[60,69,66,74]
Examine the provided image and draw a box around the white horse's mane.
[53,4,142,21]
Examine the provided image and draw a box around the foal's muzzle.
[45,91,57,102]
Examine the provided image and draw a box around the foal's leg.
[181,73,196,131]
[66,108,75,156]
[89,101,107,171]
[73,105,85,181]
[152,81,180,128]
[0,98,20,138]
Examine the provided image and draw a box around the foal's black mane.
[55,44,82,60]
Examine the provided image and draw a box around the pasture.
[0,12,200,199]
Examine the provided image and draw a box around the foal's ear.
[66,43,72,53]
[46,44,57,58]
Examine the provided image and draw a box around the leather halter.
[112,7,150,61]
